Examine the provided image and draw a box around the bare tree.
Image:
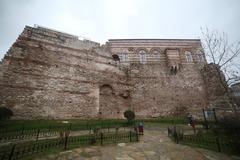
[201,27,240,113]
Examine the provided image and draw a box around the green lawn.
[0,117,189,133]
[0,119,128,132]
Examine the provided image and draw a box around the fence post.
[21,124,24,134]
[202,109,208,130]
[69,123,72,130]
[216,137,221,152]
[181,129,184,140]
[167,127,169,137]
[213,108,218,123]
[8,144,16,160]
[173,126,179,144]
[21,125,25,140]
[136,131,139,142]
[36,129,40,141]
[100,133,103,145]
[64,136,68,150]
[87,121,89,130]
[130,131,132,142]
[176,133,179,144]
[48,125,51,132]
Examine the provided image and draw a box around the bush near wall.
[0,107,13,120]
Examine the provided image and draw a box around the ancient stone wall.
[0,26,214,119]
[108,39,208,117]
[0,26,130,119]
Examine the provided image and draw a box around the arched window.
[121,53,129,62]
[139,50,147,63]
[185,51,193,63]
[100,84,113,95]
[152,50,160,59]
[197,54,204,62]
[196,49,205,62]
[112,54,120,61]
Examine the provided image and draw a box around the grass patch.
[0,119,131,132]
[0,117,188,133]
[138,117,187,124]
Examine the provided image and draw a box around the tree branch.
[220,46,240,68]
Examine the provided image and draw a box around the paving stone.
[144,150,156,156]
[74,148,83,154]
[128,152,146,160]
[39,130,238,160]
[159,155,171,160]
[118,143,126,147]
[115,154,134,160]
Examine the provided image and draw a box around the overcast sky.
[0,0,240,60]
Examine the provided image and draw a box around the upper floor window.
[197,54,204,62]
[139,50,147,63]
[121,53,129,61]
[152,50,160,59]
[185,51,193,63]
[196,49,205,62]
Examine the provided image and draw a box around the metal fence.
[0,124,133,142]
[0,130,138,160]
[0,129,59,142]
[167,127,239,155]
[0,120,135,134]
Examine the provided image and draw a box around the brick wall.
[108,39,208,118]
[0,26,130,119]
[0,27,220,119]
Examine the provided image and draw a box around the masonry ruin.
[0,25,218,119]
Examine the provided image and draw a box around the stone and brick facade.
[0,25,215,119]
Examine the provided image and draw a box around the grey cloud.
[0,0,240,59]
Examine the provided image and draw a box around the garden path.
[34,128,240,160]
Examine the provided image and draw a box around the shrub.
[215,116,240,137]
[214,116,240,154]
[0,107,13,120]
[123,110,135,122]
